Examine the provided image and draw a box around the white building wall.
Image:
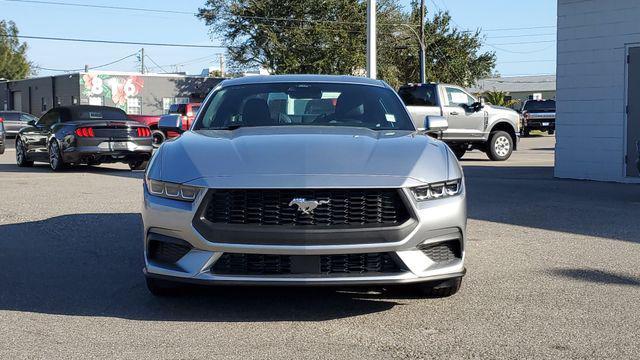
[556,0,639,182]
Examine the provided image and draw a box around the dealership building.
[556,0,640,182]
[0,71,222,117]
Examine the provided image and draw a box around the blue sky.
[1,0,557,78]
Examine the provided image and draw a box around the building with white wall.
[556,0,640,182]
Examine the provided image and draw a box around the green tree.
[482,90,518,108]
[197,1,495,87]
[0,20,32,80]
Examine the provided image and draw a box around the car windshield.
[523,100,555,111]
[194,82,415,131]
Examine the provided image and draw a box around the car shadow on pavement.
[548,268,640,287]
[464,165,640,243]
[0,163,144,179]
[0,213,398,321]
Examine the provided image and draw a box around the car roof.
[219,75,388,88]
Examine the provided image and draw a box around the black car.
[15,105,153,171]
[520,99,556,136]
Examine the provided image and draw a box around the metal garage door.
[627,47,640,177]
[12,91,22,112]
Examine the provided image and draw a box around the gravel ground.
[0,135,639,359]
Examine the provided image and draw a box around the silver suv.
[143,75,466,297]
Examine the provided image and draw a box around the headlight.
[411,179,462,201]
[145,178,201,202]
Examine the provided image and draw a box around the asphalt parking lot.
[0,135,638,359]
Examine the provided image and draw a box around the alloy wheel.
[16,139,25,164]
[494,136,511,157]
[49,142,60,170]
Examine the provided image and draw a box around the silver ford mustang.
[142,75,466,297]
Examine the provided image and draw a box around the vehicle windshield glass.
[195,82,415,131]
[523,100,555,111]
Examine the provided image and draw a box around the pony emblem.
[288,198,330,215]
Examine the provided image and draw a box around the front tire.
[487,131,513,161]
[151,129,165,148]
[48,141,65,171]
[15,138,34,167]
[548,129,555,135]
[450,144,467,160]
[404,278,463,298]
[145,277,181,297]
[128,160,148,171]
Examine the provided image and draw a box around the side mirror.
[159,114,183,133]
[470,101,484,112]
[27,120,36,126]
[424,115,448,133]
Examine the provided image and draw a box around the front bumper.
[142,185,467,286]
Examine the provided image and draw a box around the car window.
[20,113,37,122]
[523,100,555,111]
[196,82,415,131]
[398,85,438,106]
[445,87,475,107]
[37,111,59,128]
[0,112,20,121]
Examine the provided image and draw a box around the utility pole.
[140,48,145,74]
[366,0,377,79]
[419,0,426,83]
[219,54,224,77]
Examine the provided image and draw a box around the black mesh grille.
[203,189,410,227]
[419,241,461,263]
[148,240,191,264]
[211,253,402,275]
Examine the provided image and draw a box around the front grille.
[211,252,403,275]
[147,240,192,264]
[419,241,461,263]
[203,189,410,227]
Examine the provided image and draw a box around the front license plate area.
[290,256,321,274]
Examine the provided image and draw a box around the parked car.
[0,111,38,137]
[15,105,153,171]
[0,117,5,155]
[128,102,200,148]
[143,75,466,298]
[399,83,520,160]
[520,99,556,136]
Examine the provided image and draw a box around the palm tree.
[481,91,519,108]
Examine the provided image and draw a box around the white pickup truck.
[398,83,520,161]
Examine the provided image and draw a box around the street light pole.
[366,0,377,79]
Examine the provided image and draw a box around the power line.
[2,0,194,15]
[488,39,556,46]
[499,59,556,64]
[144,55,170,73]
[0,34,224,48]
[4,0,558,34]
[33,51,139,72]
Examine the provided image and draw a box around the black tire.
[487,131,513,161]
[405,278,462,298]
[145,277,181,297]
[451,145,467,160]
[15,138,34,167]
[151,129,165,148]
[129,160,148,171]
[48,141,65,171]
[548,129,555,135]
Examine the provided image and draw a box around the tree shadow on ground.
[548,268,640,287]
[464,165,640,243]
[0,213,398,321]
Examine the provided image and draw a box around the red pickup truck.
[129,102,201,147]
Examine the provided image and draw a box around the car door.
[24,110,58,160]
[398,85,442,129]
[441,86,486,140]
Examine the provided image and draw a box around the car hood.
[152,126,459,188]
